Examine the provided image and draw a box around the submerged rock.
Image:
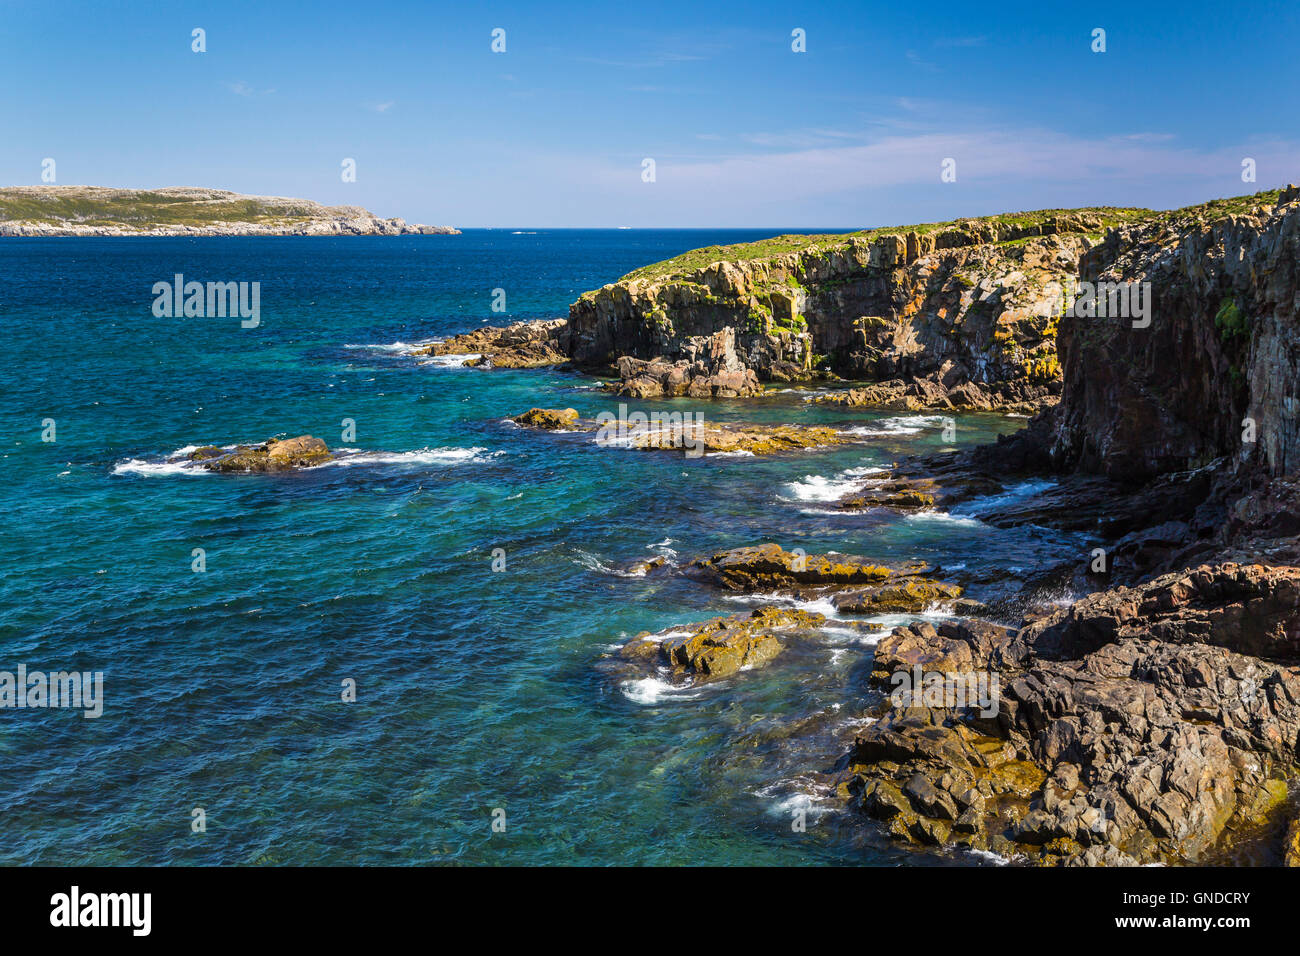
[838,476,938,511]
[201,435,333,473]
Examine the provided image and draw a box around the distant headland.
[0,185,459,237]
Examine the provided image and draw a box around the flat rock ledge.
[816,379,1057,416]
[189,435,333,472]
[414,319,569,369]
[689,544,958,604]
[507,411,848,456]
[842,562,1300,865]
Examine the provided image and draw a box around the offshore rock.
[512,407,579,429]
[617,607,828,679]
[688,543,940,593]
[199,435,333,472]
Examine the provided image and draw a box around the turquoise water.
[0,233,1084,865]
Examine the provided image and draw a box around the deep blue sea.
[0,231,1085,865]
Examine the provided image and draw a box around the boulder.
[513,408,580,430]
[202,435,333,472]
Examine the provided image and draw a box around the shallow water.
[0,232,1087,864]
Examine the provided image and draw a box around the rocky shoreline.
[126,185,1300,865]
[573,186,1300,865]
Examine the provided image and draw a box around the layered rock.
[845,563,1300,865]
[832,579,963,614]
[1047,188,1296,481]
[621,421,845,455]
[687,543,956,600]
[566,216,1116,407]
[613,327,762,398]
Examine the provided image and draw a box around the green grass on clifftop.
[614,189,1285,285]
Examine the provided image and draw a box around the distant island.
[0,185,459,237]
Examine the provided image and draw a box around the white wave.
[796,595,842,617]
[904,511,985,529]
[572,549,661,578]
[117,445,496,476]
[782,465,887,502]
[321,447,500,467]
[112,458,209,477]
[951,478,1057,517]
[754,778,834,820]
[344,339,441,353]
[965,848,1011,866]
[619,676,699,705]
[842,414,951,437]
[707,450,755,458]
[416,353,480,368]
[821,624,878,646]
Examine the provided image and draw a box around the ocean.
[0,231,1086,864]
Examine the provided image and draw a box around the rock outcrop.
[687,544,958,601]
[192,435,333,472]
[1047,188,1296,481]
[845,563,1300,865]
[414,319,569,368]
[620,421,846,456]
[822,191,1300,865]
[508,412,849,456]
[614,327,762,398]
[618,607,829,679]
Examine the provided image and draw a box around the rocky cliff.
[1046,187,1297,482]
[823,187,1300,865]
[0,186,459,237]
[566,208,1154,407]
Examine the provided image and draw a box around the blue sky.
[2,0,1297,227]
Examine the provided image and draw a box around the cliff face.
[1047,188,1299,481]
[568,212,1137,408]
[0,186,459,237]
